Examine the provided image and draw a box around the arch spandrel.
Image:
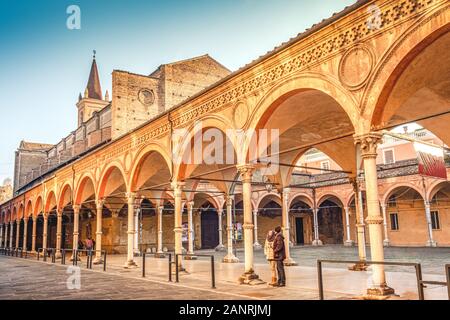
[364,7,450,133]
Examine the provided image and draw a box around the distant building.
[0,179,12,204]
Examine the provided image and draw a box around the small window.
[320,161,330,173]
[390,213,399,230]
[431,211,440,230]
[383,149,395,164]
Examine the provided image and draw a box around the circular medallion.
[339,45,374,90]
[138,89,155,106]
[233,102,249,128]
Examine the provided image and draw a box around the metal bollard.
[415,264,424,300]
[142,252,146,278]
[211,256,216,289]
[446,264,450,300]
[103,251,107,272]
[317,260,324,300]
[175,254,179,283]
[168,253,172,282]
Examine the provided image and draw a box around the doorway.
[295,217,304,245]
[201,210,219,249]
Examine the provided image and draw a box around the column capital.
[424,200,431,208]
[354,132,383,159]
[72,205,81,213]
[96,199,105,210]
[226,195,234,205]
[282,187,291,201]
[158,205,164,213]
[187,201,195,210]
[126,192,136,204]
[380,203,387,210]
[252,209,258,215]
[236,164,255,182]
[218,208,224,215]
[171,181,185,191]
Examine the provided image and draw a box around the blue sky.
[0,0,356,183]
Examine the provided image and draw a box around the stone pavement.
[1,245,449,300]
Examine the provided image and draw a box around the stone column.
[187,202,195,255]
[215,209,226,251]
[71,205,80,260]
[380,204,390,247]
[134,208,139,255]
[252,209,262,250]
[125,193,137,268]
[93,200,104,264]
[281,188,297,265]
[0,224,3,248]
[9,222,14,248]
[223,195,239,263]
[23,218,28,251]
[424,201,437,247]
[155,205,165,258]
[31,216,37,252]
[42,215,48,251]
[348,178,368,271]
[344,207,354,246]
[237,164,263,285]
[15,220,20,248]
[5,222,9,248]
[55,210,63,258]
[355,133,394,296]
[172,182,184,270]
[312,208,322,246]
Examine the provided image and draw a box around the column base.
[283,257,298,266]
[222,253,239,263]
[348,261,369,271]
[93,257,103,265]
[124,260,138,268]
[312,239,323,246]
[215,244,226,252]
[383,239,390,247]
[238,271,265,285]
[344,240,355,247]
[366,285,395,297]
[253,242,262,250]
[154,252,166,259]
[426,240,437,247]
[55,251,62,259]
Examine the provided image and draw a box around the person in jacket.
[273,226,286,287]
[264,230,277,286]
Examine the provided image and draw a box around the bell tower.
[76,51,110,127]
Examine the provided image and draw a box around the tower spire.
[85,50,102,100]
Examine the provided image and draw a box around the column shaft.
[15,220,20,248]
[424,202,437,247]
[173,182,184,269]
[187,202,194,254]
[55,211,63,258]
[237,165,263,284]
[42,216,48,250]
[31,217,37,252]
[223,196,238,263]
[344,207,354,246]
[356,133,394,296]
[157,206,164,255]
[381,205,390,247]
[125,193,137,267]
[282,188,296,265]
[94,201,104,263]
[23,218,28,251]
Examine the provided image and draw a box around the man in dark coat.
[273,226,286,286]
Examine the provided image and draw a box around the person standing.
[273,226,286,287]
[264,230,277,286]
